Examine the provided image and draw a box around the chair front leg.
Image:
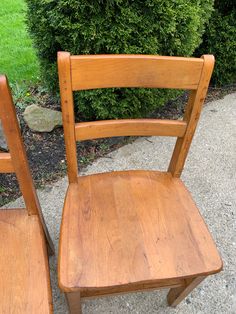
[167,276,206,307]
[65,291,82,314]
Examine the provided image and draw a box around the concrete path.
[6,93,236,313]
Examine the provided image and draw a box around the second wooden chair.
[0,75,54,313]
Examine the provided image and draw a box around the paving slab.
[4,93,236,314]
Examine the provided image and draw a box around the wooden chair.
[57,53,222,313]
[0,75,54,313]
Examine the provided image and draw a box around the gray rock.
[0,121,8,151]
[23,104,62,132]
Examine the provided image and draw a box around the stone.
[23,104,62,132]
[0,120,8,151]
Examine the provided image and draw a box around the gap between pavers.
[3,93,236,314]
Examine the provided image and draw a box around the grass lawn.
[0,0,39,83]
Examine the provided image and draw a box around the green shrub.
[26,0,213,120]
[214,0,236,15]
[196,1,236,86]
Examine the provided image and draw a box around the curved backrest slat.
[70,55,204,90]
[75,119,187,141]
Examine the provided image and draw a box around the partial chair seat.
[59,170,222,295]
[0,209,53,313]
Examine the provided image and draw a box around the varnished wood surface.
[81,278,182,298]
[58,53,214,179]
[57,52,78,184]
[0,75,54,312]
[168,55,215,177]
[0,75,54,253]
[0,75,40,215]
[59,170,222,292]
[167,276,205,307]
[75,119,187,141]
[58,53,220,309]
[70,55,204,90]
[0,152,14,173]
[0,209,53,313]
[65,292,82,314]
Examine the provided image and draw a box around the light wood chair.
[0,75,54,313]
[57,53,222,313]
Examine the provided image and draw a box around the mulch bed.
[1,85,235,206]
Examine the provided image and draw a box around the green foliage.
[196,1,236,86]
[214,0,236,15]
[26,0,213,120]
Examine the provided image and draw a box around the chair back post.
[168,55,215,177]
[58,52,78,183]
[0,75,54,255]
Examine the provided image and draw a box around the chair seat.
[0,209,53,313]
[59,170,222,293]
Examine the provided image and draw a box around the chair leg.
[65,291,82,314]
[167,276,206,307]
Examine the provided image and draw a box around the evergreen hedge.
[196,0,236,86]
[26,0,213,120]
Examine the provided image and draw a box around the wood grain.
[167,276,205,307]
[58,53,214,178]
[70,55,204,90]
[65,292,81,314]
[0,209,53,313]
[0,75,54,312]
[75,119,187,141]
[59,170,222,292]
[168,55,215,177]
[58,53,220,311]
[0,152,14,173]
[81,278,183,298]
[0,75,54,254]
[58,52,78,184]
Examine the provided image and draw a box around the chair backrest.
[58,53,214,183]
[0,75,54,253]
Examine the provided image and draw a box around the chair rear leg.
[167,276,206,307]
[65,291,82,314]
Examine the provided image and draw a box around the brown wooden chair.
[57,53,222,313]
[0,75,54,313]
